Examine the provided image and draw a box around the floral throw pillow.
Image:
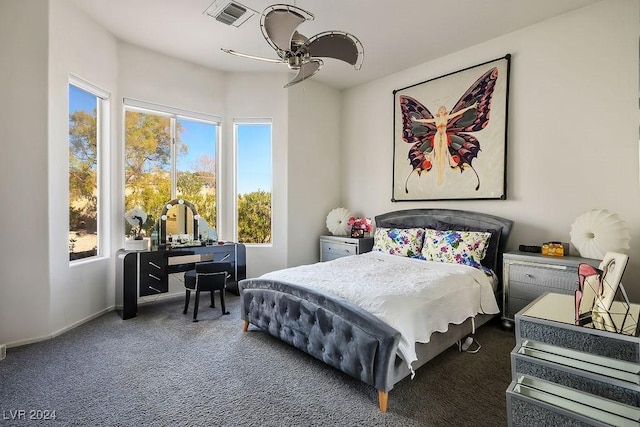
[372,227,425,258]
[421,228,492,270]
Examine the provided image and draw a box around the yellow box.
[542,242,568,257]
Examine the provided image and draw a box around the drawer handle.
[525,274,533,278]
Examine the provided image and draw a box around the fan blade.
[284,59,323,88]
[307,31,364,70]
[261,4,313,53]
[221,48,283,64]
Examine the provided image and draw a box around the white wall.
[225,72,291,277]
[341,0,640,300]
[117,42,228,119]
[46,0,120,343]
[0,0,51,345]
[287,80,342,266]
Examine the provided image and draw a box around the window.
[235,121,272,244]
[124,100,219,238]
[68,78,108,262]
[176,117,217,229]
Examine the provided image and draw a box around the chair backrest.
[195,262,233,290]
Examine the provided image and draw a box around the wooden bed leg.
[378,390,388,412]
[242,320,249,332]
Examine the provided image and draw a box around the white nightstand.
[319,235,374,262]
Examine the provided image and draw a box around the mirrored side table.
[507,292,640,426]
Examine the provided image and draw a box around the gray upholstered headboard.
[374,208,513,287]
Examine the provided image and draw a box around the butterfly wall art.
[392,55,510,201]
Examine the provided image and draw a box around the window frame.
[68,75,110,265]
[233,119,273,246]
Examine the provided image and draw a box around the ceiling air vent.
[204,0,257,27]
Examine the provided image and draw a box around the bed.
[238,208,513,412]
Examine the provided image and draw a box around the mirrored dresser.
[507,292,640,426]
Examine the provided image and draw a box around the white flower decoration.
[124,208,147,237]
[326,207,352,235]
[570,209,630,259]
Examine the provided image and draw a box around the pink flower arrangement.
[347,216,373,232]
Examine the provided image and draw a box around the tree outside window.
[236,122,272,244]
[69,82,103,261]
[124,107,218,238]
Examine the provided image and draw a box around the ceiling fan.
[221,3,364,88]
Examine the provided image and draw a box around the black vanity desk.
[116,243,246,320]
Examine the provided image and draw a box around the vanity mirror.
[158,199,200,246]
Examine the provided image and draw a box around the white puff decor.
[570,209,630,259]
[326,207,353,236]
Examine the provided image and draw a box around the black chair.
[183,261,232,322]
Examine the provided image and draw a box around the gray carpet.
[0,294,515,426]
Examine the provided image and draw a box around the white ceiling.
[71,0,600,90]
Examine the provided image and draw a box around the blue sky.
[176,118,216,173]
[69,84,96,115]
[177,119,272,195]
[69,84,271,195]
[236,124,272,194]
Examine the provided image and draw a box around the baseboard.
[5,305,115,349]
[50,306,115,340]
[8,294,188,349]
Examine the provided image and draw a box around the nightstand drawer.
[319,236,373,262]
[509,280,573,300]
[322,242,357,257]
[509,263,578,292]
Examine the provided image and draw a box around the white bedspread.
[260,251,500,371]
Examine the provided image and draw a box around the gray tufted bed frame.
[239,208,513,412]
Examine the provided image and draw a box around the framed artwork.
[575,252,631,333]
[392,55,511,201]
[351,228,365,238]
